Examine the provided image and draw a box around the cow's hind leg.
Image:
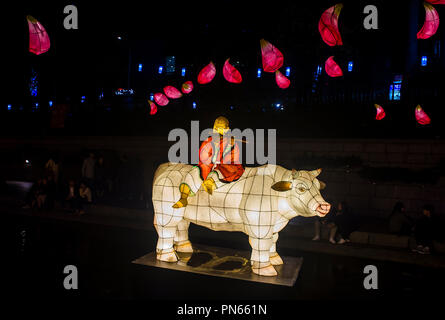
[249,236,277,276]
[154,213,182,262]
[269,233,284,265]
[174,219,193,253]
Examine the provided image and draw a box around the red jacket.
[198,136,244,182]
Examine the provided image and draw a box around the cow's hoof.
[174,240,193,253]
[252,264,277,277]
[270,253,284,265]
[156,250,178,262]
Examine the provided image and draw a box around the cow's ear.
[310,168,322,177]
[271,181,292,192]
[291,169,298,179]
[319,180,326,190]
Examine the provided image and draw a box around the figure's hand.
[202,178,216,195]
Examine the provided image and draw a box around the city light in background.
[348,61,354,72]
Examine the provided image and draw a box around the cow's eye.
[298,187,306,193]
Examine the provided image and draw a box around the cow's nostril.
[316,203,331,215]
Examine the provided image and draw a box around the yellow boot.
[172,184,191,208]
[202,178,216,195]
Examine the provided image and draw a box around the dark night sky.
[2,0,443,139]
[6,0,418,93]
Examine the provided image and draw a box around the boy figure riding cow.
[153,116,331,276]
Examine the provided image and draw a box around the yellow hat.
[213,116,230,135]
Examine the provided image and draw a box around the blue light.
[389,85,394,100]
[181,67,186,77]
[421,56,428,67]
[257,68,262,78]
[275,103,281,109]
[48,101,53,107]
[285,67,290,77]
[158,66,164,74]
[393,84,401,100]
[7,104,11,111]
[230,106,234,110]
[149,93,154,101]
[166,56,176,73]
[81,96,86,103]
[192,102,197,109]
[138,64,143,72]
[348,61,354,72]
[317,65,322,75]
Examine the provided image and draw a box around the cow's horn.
[291,169,298,179]
[271,181,292,192]
[319,180,326,190]
[310,168,322,177]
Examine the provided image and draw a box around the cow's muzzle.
[316,203,331,216]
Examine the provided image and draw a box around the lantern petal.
[27,15,50,55]
[181,81,194,94]
[325,56,343,77]
[318,4,343,46]
[223,59,243,84]
[260,39,284,73]
[415,105,431,125]
[163,86,183,99]
[374,104,386,120]
[417,3,440,39]
[425,0,445,4]
[197,62,216,84]
[149,100,158,115]
[154,93,169,106]
[275,70,291,89]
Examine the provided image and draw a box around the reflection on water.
[183,250,249,274]
[3,212,444,300]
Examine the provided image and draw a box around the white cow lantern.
[153,163,331,276]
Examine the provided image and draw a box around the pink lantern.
[197,62,216,84]
[163,86,183,99]
[425,0,445,4]
[415,105,431,125]
[149,100,158,115]
[27,15,50,55]
[260,39,284,73]
[181,81,194,94]
[318,4,343,47]
[417,3,440,39]
[154,93,169,106]
[325,56,343,77]
[275,70,290,89]
[223,59,242,84]
[374,104,386,120]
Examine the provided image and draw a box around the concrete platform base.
[132,244,303,287]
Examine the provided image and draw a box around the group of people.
[24,152,109,215]
[312,200,358,245]
[388,202,441,255]
[311,199,442,255]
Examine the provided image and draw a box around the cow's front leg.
[249,237,277,276]
[269,233,284,265]
[174,219,193,253]
[154,213,180,262]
